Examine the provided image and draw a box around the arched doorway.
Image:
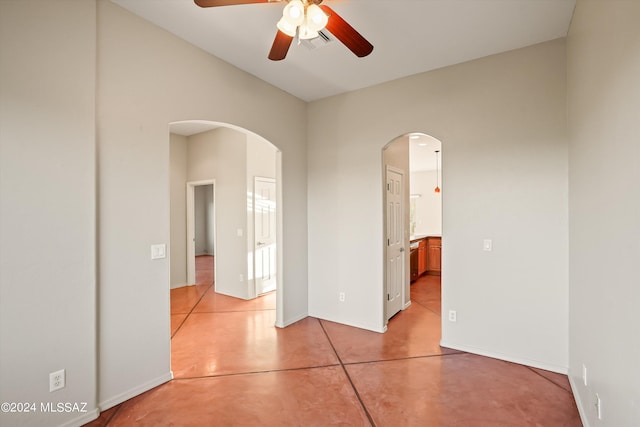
[382,132,442,324]
[169,120,284,322]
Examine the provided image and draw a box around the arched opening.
[168,120,284,374]
[382,132,442,325]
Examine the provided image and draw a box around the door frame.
[186,179,216,286]
[383,165,407,322]
[253,176,277,297]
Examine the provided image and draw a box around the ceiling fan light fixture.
[306,4,328,31]
[193,0,374,61]
[298,24,319,40]
[282,0,305,26]
[276,17,297,37]
[280,2,327,41]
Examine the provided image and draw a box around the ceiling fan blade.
[268,30,294,61]
[320,5,373,58]
[195,0,279,7]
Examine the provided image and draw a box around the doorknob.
[400,247,405,252]
[257,242,266,247]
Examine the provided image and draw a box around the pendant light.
[434,150,441,193]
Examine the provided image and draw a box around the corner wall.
[97,0,308,410]
[170,133,188,288]
[567,1,640,425]
[188,128,248,299]
[0,1,98,426]
[308,39,569,371]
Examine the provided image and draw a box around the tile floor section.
[86,256,582,426]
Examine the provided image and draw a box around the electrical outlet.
[239,274,244,282]
[339,292,345,302]
[49,369,65,392]
[582,364,588,386]
[448,310,457,322]
[595,393,602,420]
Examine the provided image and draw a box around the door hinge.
[387,293,390,301]
[387,238,390,246]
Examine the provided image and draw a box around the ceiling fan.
[194,0,374,61]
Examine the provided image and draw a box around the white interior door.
[386,166,405,320]
[254,177,276,295]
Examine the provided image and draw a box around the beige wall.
[308,39,569,371]
[0,1,98,426]
[247,133,277,180]
[170,133,188,288]
[97,0,307,411]
[170,129,278,297]
[410,170,443,237]
[567,1,640,425]
[188,128,248,299]
[8,0,640,424]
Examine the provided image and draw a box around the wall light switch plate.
[237,228,243,237]
[151,244,166,260]
[483,239,492,251]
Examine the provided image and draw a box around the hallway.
[86,270,581,426]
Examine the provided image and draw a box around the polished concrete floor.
[86,256,582,426]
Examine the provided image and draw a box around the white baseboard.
[339,319,385,333]
[57,407,100,427]
[308,312,387,333]
[170,282,188,289]
[276,312,308,328]
[403,300,412,310]
[439,340,568,374]
[568,375,590,427]
[98,372,172,412]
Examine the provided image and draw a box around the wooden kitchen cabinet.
[418,239,427,276]
[410,246,419,282]
[426,237,441,275]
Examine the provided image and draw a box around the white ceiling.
[409,133,441,172]
[111,0,576,102]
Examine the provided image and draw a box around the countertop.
[410,234,441,242]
